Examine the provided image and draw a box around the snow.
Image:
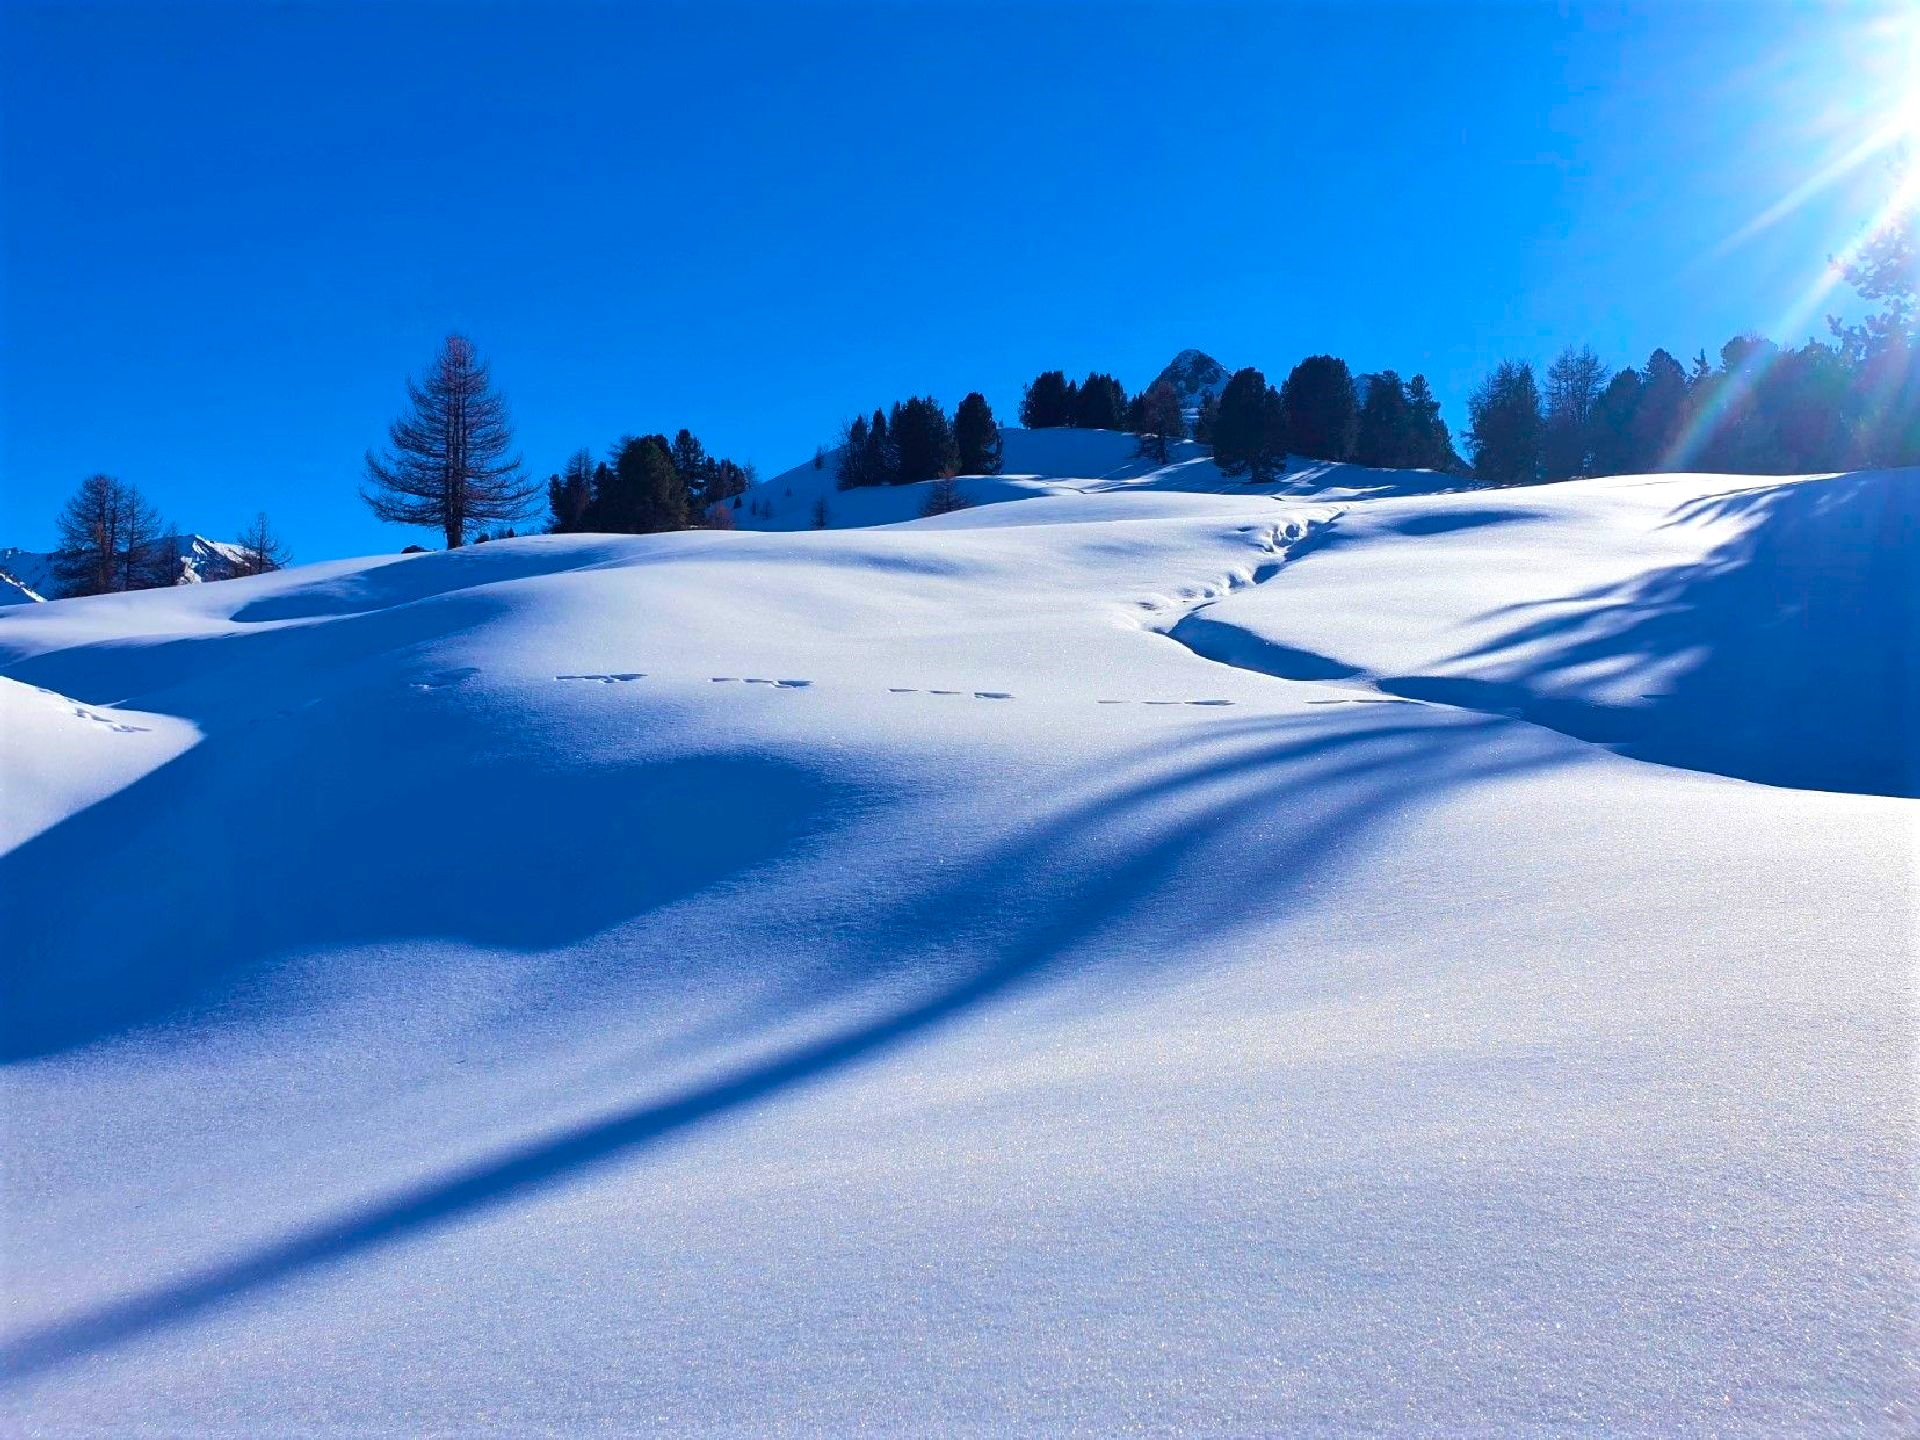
[0,535,251,603]
[1,437,1913,1434]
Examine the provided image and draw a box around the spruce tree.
[670,429,710,509]
[954,392,1003,474]
[1630,348,1689,470]
[362,334,534,548]
[890,397,958,484]
[1074,372,1128,430]
[1020,371,1075,428]
[1589,369,1643,475]
[1277,355,1358,461]
[547,449,594,531]
[1136,379,1185,463]
[1354,371,1412,468]
[588,436,687,532]
[1466,360,1544,485]
[837,415,870,489]
[1213,366,1274,480]
[1404,374,1458,471]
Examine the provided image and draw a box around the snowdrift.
[0,458,1912,1435]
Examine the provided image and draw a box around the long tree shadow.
[1396,470,1918,797]
[0,705,1571,1382]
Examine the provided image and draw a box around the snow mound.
[0,466,1911,1433]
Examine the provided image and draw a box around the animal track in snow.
[712,677,811,688]
[71,704,150,734]
[411,667,482,691]
[556,672,646,683]
[1096,698,1234,707]
[887,688,1017,701]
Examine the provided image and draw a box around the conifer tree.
[1212,367,1285,480]
[1466,360,1544,485]
[1020,370,1076,428]
[1277,355,1358,461]
[1074,372,1128,430]
[1136,379,1185,463]
[1631,348,1689,470]
[670,429,710,508]
[890,396,958,484]
[362,335,534,548]
[1354,371,1413,468]
[1403,374,1458,471]
[233,511,291,576]
[1192,391,1221,446]
[51,473,168,596]
[587,436,687,532]
[954,392,1003,474]
[547,449,595,531]
[1589,368,1643,475]
[1541,345,1609,480]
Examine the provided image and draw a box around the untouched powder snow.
[0,446,1914,1435]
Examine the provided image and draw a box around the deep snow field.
[1,432,1914,1435]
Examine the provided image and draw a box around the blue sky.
[2,1,1909,558]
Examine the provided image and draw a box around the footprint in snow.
[411,666,482,691]
[1098,698,1234,707]
[556,672,646,683]
[713,677,811,688]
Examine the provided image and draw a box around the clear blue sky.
[2,1,1909,558]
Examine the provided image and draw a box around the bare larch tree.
[362,335,535,548]
[52,473,168,596]
[233,511,291,575]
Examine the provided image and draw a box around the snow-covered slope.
[739,425,1460,531]
[0,535,250,602]
[1,462,1912,1434]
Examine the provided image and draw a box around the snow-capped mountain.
[1151,347,1231,414]
[0,535,250,603]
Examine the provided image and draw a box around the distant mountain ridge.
[0,534,250,605]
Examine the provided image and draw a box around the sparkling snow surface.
[1,445,1914,1435]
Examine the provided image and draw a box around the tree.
[810,496,830,529]
[1630,348,1689,470]
[889,396,957,484]
[921,477,975,516]
[1192,391,1221,446]
[1466,360,1543,485]
[1277,355,1357,461]
[1074,372,1128,430]
[52,474,168,596]
[670,429,710,508]
[362,335,535,548]
[1541,345,1609,479]
[1211,367,1287,482]
[1354,371,1413,468]
[1403,374,1459,471]
[1589,368,1643,475]
[547,449,594,532]
[586,435,687,533]
[1135,379,1185,463]
[1020,370,1076,428]
[954,392,1002,474]
[233,511,291,576]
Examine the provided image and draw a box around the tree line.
[26,473,288,599]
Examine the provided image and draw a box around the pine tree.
[1589,369,1643,475]
[1211,367,1273,478]
[1276,355,1358,461]
[1354,371,1413,468]
[1020,370,1075,428]
[1192,391,1221,446]
[837,415,870,489]
[1403,374,1458,471]
[921,477,975,516]
[51,474,168,596]
[670,429,710,509]
[1631,348,1689,470]
[954,392,1003,474]
[362,335,535,548]
[1541,345,1609,480]
[1074,372,1128,430]
[890,396,958,484]
[233,511,291,576]
[1466,360,1544,485]
[1136,379,1185,463]
[587,436,687,533]
[547,449,594,531]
